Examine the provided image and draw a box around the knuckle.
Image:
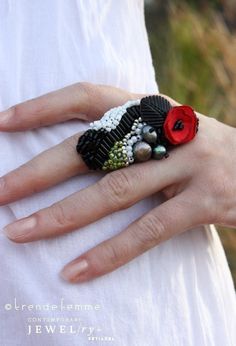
[48,203,74,229]
[203,196,219,224]
[198,194,214,220]
[11,104,18,118]
[87,240,132,277]
[76,82,95,117]
[206,167,229,204]
[23,162,47,194]
[77,82,94,101]
[78,81,94,92]
[10,104,24,126]
[192,184,218,224]
[0,174,6,187]
[207,173,232,223]
[4,167,38,195]
[89,242,125,277]
[195,136,212,160]
[102,242,122,267]
[0,175,7,192]
[62,135,79,153]
[135,214,167,248]
[99,170,133,209]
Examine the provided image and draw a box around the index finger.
[0,82,139,131]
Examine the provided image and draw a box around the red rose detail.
[163,105,198,145]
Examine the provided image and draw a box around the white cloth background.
[0,1,235,345]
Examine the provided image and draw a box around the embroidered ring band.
[76,95,199,171]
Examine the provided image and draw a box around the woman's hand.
[0,82,235,283]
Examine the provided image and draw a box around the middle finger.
[0,132,88,205]
[3,154,187,243]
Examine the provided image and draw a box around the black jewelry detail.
[173,119,184,131]
[76,105,141,170]
[140,95,172,128]
[76,95,199,171]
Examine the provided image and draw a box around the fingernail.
[3,217,37,240]
[0,108,13,124]
[60,259,89,282]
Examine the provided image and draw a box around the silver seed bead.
[131,136,137,143]
[133,141,152,162]
[142,125,158,144]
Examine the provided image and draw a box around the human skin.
[0,82,235,283]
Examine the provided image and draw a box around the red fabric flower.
[163,105,198,145]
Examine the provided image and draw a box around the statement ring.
[76,95,199,171]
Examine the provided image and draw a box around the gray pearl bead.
[133,141,152,162]
[142,125,158,144]
[152,145,167,160]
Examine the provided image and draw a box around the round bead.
[133,141,152,162]
[152,145,167,160]
[136,135,142,141]
[131,136,137,143]
[142,125,158,144]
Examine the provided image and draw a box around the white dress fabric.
[0,1,235,345]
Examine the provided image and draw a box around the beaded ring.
[76,95,199,171]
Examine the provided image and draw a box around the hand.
[0,82,235,283]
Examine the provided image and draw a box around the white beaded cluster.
[90,99,141,132]
[121,118,147,164]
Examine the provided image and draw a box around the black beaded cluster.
[140,95,172,147]
[76,95,172,170]
[76,105,140,169]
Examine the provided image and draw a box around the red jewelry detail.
[163,105,198,145]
